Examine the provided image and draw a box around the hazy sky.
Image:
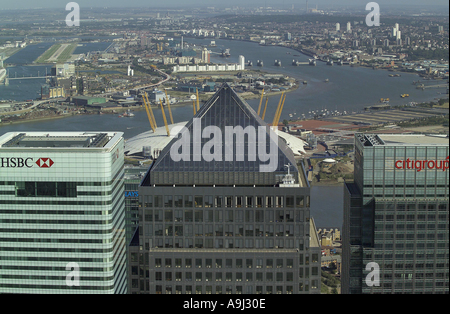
[2,0,449,10]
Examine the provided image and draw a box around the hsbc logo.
[0,157,54,168]
[36,158,54,168]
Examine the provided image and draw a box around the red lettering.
[406,158,411,169]
[395,160,403,169]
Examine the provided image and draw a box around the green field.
[35,44,61,63]
[57,43,77,62]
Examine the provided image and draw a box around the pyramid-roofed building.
[129,83,320,294]
[142,83,307,187]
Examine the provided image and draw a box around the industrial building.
[41,85,66,100]
[127,84,321,294]
[342,133,449,294]
[172,55,245,73]
[51,63,75,78]
[71,96,107,107]
[0,131,127,294]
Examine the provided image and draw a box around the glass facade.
[129,186,321,294]
[0,132,127,294]
[342,134,449,294]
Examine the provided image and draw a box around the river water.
[1,37,447,229]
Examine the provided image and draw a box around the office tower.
[124,165,149,245]
[336,23,340,32]
[128,84,321,294]
[347,22,351,32]
[392,27,397,38]
[0,132,127,294]
[202,48,210,63]
[239,55,245,70]
[396,30,401,41]
[342,133,449,294]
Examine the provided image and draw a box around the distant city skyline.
[1,0,449,10]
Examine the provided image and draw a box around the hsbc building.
[0,131,127,294]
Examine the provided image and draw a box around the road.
[0,98,65,116]
[93,68,171,98]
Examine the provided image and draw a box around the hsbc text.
[0,157,33,168]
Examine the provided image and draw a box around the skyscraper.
[342,133,449,294]
[0,131,127,293]
[128,84,321,294]
[239,55,245,70]
[202,48,210,64]
[336,23,340,32]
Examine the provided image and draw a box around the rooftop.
[141,83,306,187]
[377,134,449,146]
[0,132,123,149]
[356,133,449,147]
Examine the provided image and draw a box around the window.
[296,195,304,208]
[174,195,183,207]
[184,195,193,207]
[246,196,253,207]
[154,195,163,207]
[214,196,223,207]
[225,196,232,207]
[236,196,243,207]
[195,196,203,207]
[16,181,76,198]
[276,196,283,207]
[286,196,294,207]
[164,195,173,207]
[256,196,263,207]
[205,195,213,208]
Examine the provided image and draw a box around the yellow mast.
[164,89,174,124]
[159,99,170,136]
[261,97,269,120]
[273,93,286,130]
[142,93,155,132]
[196,88,200,111]
[193,100,197,115]
[272,92,284,129]
[145,93,157,128]
[257,89,264,116]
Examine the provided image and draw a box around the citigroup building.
[342,133,449,294]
